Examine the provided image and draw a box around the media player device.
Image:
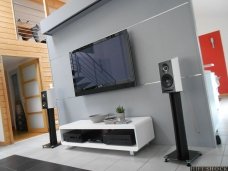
[63,130,89,143]
[63,130,103,143]
[103,129,136,146]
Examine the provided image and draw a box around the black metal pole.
[47,108,57,146]
[169,92,189,160]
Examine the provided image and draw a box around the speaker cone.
[161,74,173,88]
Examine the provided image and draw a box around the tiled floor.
[0,98,228,171]
[0,155,87,171]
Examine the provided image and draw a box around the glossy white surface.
[60,117,150,129]
[60,117,154,153]
[46,88,56,108]
[172,57,183,92]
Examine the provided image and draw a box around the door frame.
[0,56,14,145]
[0,55,50,145]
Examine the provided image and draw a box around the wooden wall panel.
[0,6,13,14]
[0,43,48,54]
[0,11,14,18]
[0,56,13,144]
[1,1,11,7]
[0,28,15,34]
[0,17,14,24]
[0,22,15,30]
[0,0,57,145]
[0,39,47,48]
[0,32,17,40]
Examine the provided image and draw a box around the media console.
[59,117,155,155]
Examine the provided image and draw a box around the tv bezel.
[70,29,136,96]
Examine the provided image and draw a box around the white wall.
[192,0,228,70]
[0,108,5,142]
[45,0,216,147]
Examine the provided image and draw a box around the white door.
[19,59,48,133]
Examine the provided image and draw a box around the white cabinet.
[59,117,155,155]
[204,71,220,133]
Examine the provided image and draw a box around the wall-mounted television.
[70,30,136,96]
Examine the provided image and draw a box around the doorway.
[3,56,48,142]
[199,30,228,95]
[199,31,228,141]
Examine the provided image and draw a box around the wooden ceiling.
[29,0,65,9]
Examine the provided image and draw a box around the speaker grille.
[161,74,173,88]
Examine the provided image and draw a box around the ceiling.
[192,0,228,17]
[59,0,69,3]
[3,56,31,71]
[29,0,66,9]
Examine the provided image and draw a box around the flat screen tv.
[70,30,136,96]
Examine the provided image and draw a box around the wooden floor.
[13,131,44,142]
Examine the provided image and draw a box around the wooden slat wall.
[0,56,13,145]
[0,0,56,145]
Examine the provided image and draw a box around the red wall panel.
[199,30,228,94]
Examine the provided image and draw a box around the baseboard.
[0,141,7,146]
[219,94,228,97]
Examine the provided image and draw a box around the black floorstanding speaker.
[159,58,201,167]
[41,89,61,148]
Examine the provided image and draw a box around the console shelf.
[59,117,155,155]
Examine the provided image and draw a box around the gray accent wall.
[45,0,216,147]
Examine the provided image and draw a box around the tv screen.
[70,30,136,96]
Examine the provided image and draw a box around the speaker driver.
[161,74,173,88]
[162,63,169,73]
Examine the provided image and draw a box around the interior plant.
[116,106,125,121]
[116,106,125,113]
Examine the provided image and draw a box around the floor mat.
[0,155,89,171]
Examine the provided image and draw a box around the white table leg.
[130,151,134,156]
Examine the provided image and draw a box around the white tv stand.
[59,117,155,155]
